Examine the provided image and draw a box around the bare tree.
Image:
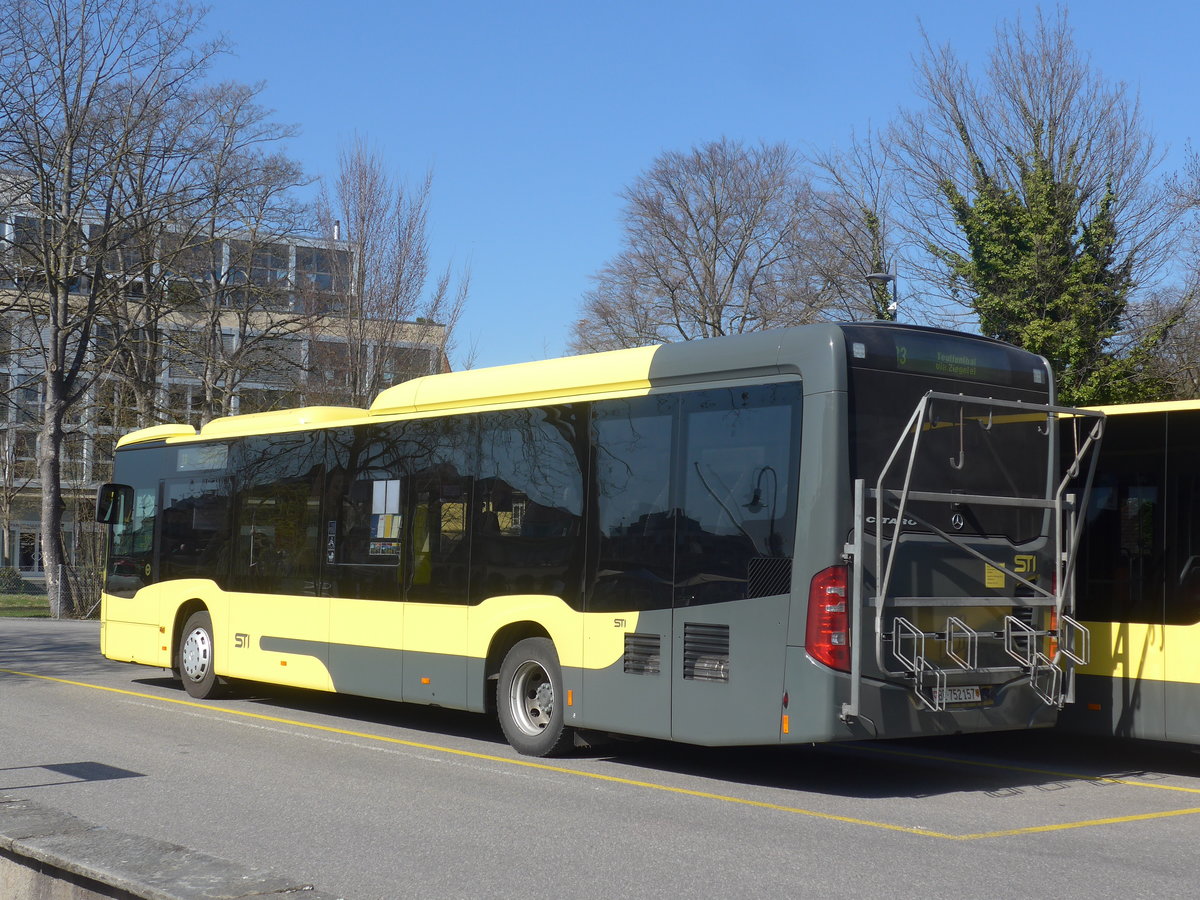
[0,0,223,614]
[307,136,468,408]
[97,80,233,431]
[804,129,904,321]
[166,83,314,424]
[571,138,828,353]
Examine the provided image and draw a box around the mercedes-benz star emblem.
[951,513,965,531]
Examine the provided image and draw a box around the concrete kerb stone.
[0,795,343,900]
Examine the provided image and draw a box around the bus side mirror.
[95,483,133,525]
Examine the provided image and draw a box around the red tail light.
[807,565,850,672]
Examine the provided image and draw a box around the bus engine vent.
[623,633,662,675]
[683,623,730,683]
[747,557,792,599]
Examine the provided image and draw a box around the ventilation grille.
[747,557,793,599]
[683,622,730,683]
[623,632,662,675]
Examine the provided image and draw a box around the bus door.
[1065,411,1165,738]
[403,415,475,708]
[100,470,164,664]
[1164,410,1200,740]
[584,396,676,739]
[225,435,330,691]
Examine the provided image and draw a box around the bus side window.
[1167,411,1200,626]
[404,415,475,604]
[322,425,407,601]
[472,406,586,603]
[1075,413,1166,625]
[589,395,676,614]
[231,434,324,597]
[160,478,230,584]
[105,486,159,598]
[676,384,800,606]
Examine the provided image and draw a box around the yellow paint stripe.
[5,668,1199,840]
[2,669,936,836]
[952,807,1200,840]
[852,744,1200,795]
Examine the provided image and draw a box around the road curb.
[0,794,342,900]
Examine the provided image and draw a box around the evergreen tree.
[890,10,1182,405]
[934,146,1169,404]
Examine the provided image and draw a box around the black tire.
[178,610,222,699]
[497,637,574,757]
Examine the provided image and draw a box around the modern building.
[0,224,449,579]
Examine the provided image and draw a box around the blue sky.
[199,1,1200,370]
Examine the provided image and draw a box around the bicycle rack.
[840,393,1105,722]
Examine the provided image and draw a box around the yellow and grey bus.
[1058,399,1200,743]
[96,323,1102,756]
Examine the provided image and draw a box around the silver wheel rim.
[508,659,554,737]
[181,626,212,683]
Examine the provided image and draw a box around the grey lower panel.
[580,598,793,745]
[1059,673,1199,743]
[401,650,467,708]
[1164,681,1200,743]
[581,610,673,740]
[326,642,404,702]
[264,637,475,711]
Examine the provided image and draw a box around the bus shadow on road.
[134,674,1199,801]
[583,729,1200,800]
[135,676,505,745]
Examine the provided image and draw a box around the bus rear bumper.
[780,646,1058,744]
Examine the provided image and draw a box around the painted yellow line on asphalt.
[952,807,1200,840]
[5,667,1198,841]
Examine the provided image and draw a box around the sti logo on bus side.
[235,633,250,649]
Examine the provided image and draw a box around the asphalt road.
[2,618,1198,900]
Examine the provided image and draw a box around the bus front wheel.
[497,637,574,757]
[179,611,222,699]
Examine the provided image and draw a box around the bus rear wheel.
[497,637,574,757]
[179,610,222,699]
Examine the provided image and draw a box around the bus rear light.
[807,565,851,672]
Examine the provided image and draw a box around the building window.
[296,247,349,293]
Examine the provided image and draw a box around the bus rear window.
[848,367,1052,543]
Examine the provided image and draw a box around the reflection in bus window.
[231,434,324,596]
[590,396,675,613]
[105,486,158,598]
[324,426,407,600]
[473,406,586,603]
[1075,413,1166,625]
[677,384,800,606]
[405,416,475,604]
[160,478,230,584]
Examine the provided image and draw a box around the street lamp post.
[866,271,898,321]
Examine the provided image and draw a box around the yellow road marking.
[4,667,1198,840]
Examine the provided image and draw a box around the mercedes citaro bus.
[95,323,1102,756]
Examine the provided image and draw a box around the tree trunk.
[40,386,73,618]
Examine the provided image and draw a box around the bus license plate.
[935,686,981,705]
